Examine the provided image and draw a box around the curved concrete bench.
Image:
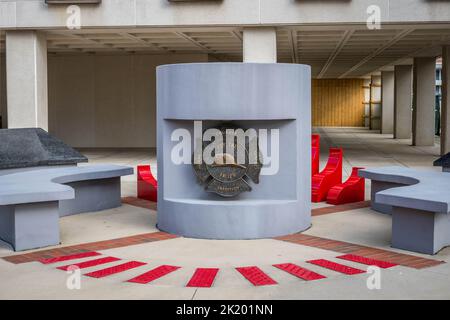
[359,166,450,254]
[0,165,133,251]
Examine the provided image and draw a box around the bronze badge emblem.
[192,126,263,197]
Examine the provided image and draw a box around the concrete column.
[6,31,48,130]
[0,53,6,129]
[363,78,371,127]
[412,57,436,146]
[381,71,394,134]
[243,28,277,63]
[370,75,381,130]
[394,65,413,139]
[441,46,450,155]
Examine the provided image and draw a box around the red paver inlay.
[39,251,101,264]
[84,261,147,278]
[57,257,120,271]
[186,268,219,288]
[337,254,397,269]
[273,263,326,281]
[127,265,180,284]
[236,266,277,286]
[307,259,366,275]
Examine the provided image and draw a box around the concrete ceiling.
[1,24,450,78]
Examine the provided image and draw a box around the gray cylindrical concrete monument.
[157,63,311,239]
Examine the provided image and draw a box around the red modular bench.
[326,167,365,205]
[311,134,320,176]
[311,148,343,202]
[137,165,158,202]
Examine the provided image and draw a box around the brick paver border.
[2,231,178,265]
[276,233,444,269]
[123,197,370,217]
[312,200,371,216]
[122,197,157,210]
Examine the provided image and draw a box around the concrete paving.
[1,127,449,299]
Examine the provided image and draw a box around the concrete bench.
[0,165,133,251]
[359,166,450,254]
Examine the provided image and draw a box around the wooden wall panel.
[312,79,365,127]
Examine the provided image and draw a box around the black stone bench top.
[0,128,87,170]
[434,152,450,168]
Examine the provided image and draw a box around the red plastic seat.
[311,134,320,176]
[326,167,365,205]
[137,165,158,202]
[311,148,343,202]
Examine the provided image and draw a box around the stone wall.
[48,53,208,148]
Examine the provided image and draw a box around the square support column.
[412,57,436,146]
[6,31,48,130]
[381,71,394,134]
[392,206,450,255]
[0,201,60,251]
[0,53,6,128]
[363,78,371,127]
[370,75,381,130]
[243,28,277,63]
[394,65,413,139]
[441,46,450,155]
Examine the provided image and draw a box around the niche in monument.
[192,125,263,198]
[157,63,311,240]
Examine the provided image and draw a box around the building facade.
[0,0,449,152]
